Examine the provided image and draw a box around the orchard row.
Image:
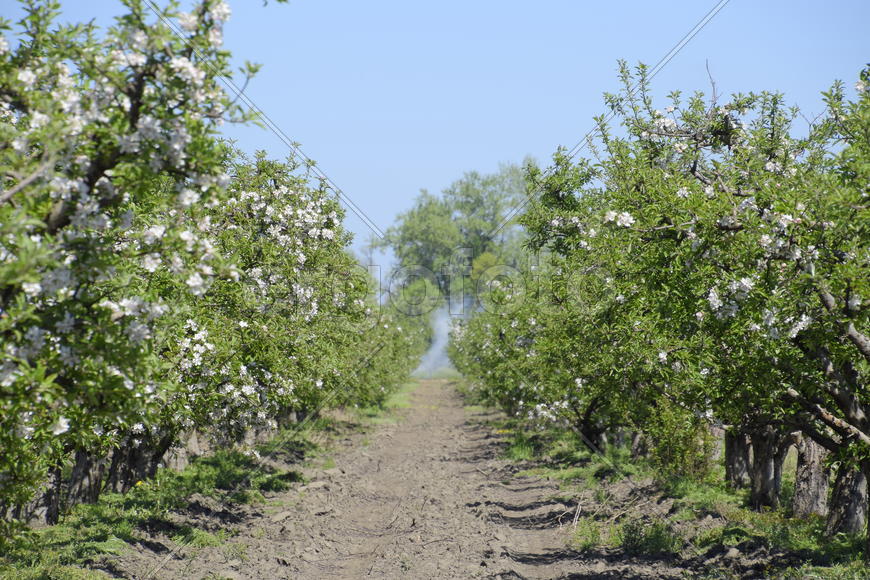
[0,0,427,534]
[450,63,869,538]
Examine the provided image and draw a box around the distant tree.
[379,162,530,300]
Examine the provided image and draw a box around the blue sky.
[8,0,869,263]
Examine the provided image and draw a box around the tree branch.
[785,416,841,453]
[785,387,870,447]
[1,159,55,205]
[816,286,870,364]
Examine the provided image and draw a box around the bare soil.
[92,379,790,579]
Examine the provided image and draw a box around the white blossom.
[126,321,150,343]
[22,281,42,297]
[616,212,635,227]
[119,133,140,154]
[51,416,70,435]
[186,272,207,296]
[18,69,36,87]
[29,111,49,129]
[178,12,199,31]
[707,288,722,311]
[764,160,782,173]
[143,224,166,244]
[208,1,232,22]
[207,27,223,47]
[142,253,161,272]
[653,116,676,131]
[788,314,812,338]
[170,56,205,86]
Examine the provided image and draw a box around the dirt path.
[103,379,691,579]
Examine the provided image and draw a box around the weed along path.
[103,379,699,579]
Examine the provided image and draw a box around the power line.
[491,0,731,237]
[144,1,385,239]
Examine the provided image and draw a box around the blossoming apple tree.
[452,63,868,529]
[0,0,427,534]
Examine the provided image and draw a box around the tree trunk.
[44,465,63,525]
[578,424,606,453]
[631,432,647,459]
[68,450,108,505]
[827,462,867,535]
[724,428,751,489]
[791,433,829,518]
[748,425,790,510]
[865,460,870,563]
[106,432,176,493]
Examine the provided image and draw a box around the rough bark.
[826,462,868,535]
[44,466,63,525]
[791,433,829,518]
[748,425,791,510]
[865,460,870,563]
[724,428,751,489]
[68,450,108,505]
[106,433,176,493]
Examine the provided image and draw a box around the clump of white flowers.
[604,210,635,227]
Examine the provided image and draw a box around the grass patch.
[356,381,418,425]
[617,517,683,556]
[173,527,227,549]
[1,443,304,577]
[506,431,536,461]
[417,368,462,380]
[778,560,870,579]
[664,477,744,518]
[570,516,604,552]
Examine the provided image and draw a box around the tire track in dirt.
[103,379,690,579]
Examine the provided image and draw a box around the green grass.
[777,560,870,579]
[570,516,604,552]
[617,517,684,556]
[0,446,303,577]
[173,527,227,549]
[418,367,462,380]
[356,381,418,425]
[486,414,868,574]
[506,431,536,461]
